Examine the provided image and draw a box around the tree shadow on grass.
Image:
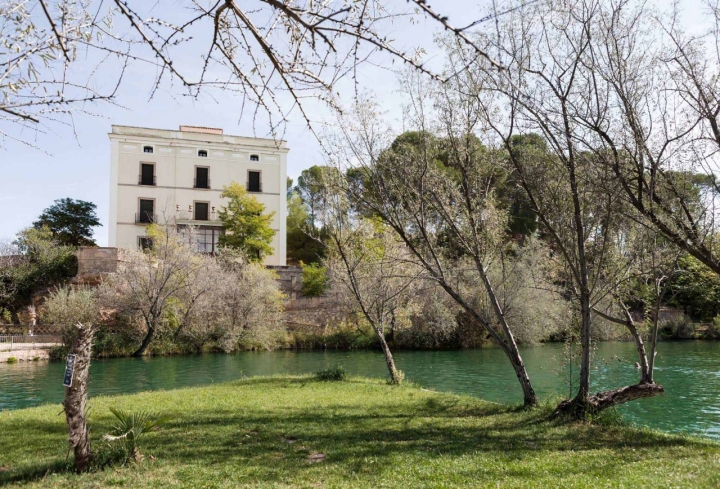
[2,378,716,486]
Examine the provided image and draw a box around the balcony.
[175,210,219,223]
[135,212,156,224]
[138,175,156,186]
[194,178,211,189]
[246,182,262,193]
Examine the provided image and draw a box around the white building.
[108,125,287,265]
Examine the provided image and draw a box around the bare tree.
[325,95,539,405]
[100,224,211,356]
[3,0,477,147]
[319,178,420,385]
[430,0,677,414]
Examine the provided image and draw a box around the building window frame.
[246,169,262,193]
[193,226,223,254]
[194,165,210,189]
[193,200,210,221]
[143,146,154,154]
[198,149,208,157]
[249,154,260,162]
[139,162,156,186]
[137,198,156,224]
[138,236,154,250]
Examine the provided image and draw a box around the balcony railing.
[175,210,218,221]
[194,178,211,189]
[135,212,156,224]
[138,175,156,186]
[246,182,262,192]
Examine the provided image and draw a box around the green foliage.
[287,191,326,264]
[315,365,348,381]
[105,407,170,462]
[668,254,720,321]
[0,227,76,312]
[6,357,17,364]
[301,262,330,297]
[218,183,276,262]
[32,198,101,246]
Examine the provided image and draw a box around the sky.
[0,0,706,246]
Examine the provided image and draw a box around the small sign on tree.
[63,354,76,387]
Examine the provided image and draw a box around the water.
[1,342,719,439]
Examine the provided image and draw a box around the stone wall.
[74,247,120,284]
[269,265,303,299]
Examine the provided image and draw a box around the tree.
[320,186,418,384]
[218,183,276,263]
[43,286,99,472]
[33,198,101,246]
[2,0,461,147]
[326,96,539,406]
[436,0,671,414]
[287,190,325,264]
[0,227,76,313]
[100,225,213,356]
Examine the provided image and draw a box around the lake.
[1,341,718,439]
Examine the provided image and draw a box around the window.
[194,202,209,221]
[139,163,155,185]
[195,227,222,254]
[198,150,207,157]
[137,199,155,223]
[143,146,153,153]
[250,154,259,161]
[138,237,153,250]
[247,170,261,192]
[194,167,209,189]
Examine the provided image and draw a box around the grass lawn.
[1,376,719,488]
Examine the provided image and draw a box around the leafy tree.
[301,262,330,297]
[294,166,340,227]
[218,183,276,263]
[0,227,76,313]
[287,191,325,264]
[33,198,101,246]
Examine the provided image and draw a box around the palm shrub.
[103,408,170,462]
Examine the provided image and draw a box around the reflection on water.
[1,342,719,439]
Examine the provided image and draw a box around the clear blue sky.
[0,0,704,246]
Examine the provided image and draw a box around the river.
[1,341,718,439]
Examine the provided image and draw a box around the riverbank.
[1,376,719,487]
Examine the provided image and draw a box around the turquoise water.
[1,342,718,439]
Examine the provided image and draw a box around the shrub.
[103,407,170,463]
[6,356,17,364]
[316,365,348,381]
[301,262,330,297]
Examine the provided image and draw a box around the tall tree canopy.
[218,183,276,262]
[33,198,101,246]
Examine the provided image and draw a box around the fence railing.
[0,334,62,349]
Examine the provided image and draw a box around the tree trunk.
[476,263,537,406]
[376,329,402,384]
[63,323,94,472]
[132,321,156,357]
[557,382,664,415]
[573,292,592,409]
[648,296,662,382]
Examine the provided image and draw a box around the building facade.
[108,125,287,265]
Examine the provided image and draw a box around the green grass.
[1,376,719,488]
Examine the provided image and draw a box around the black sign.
[63,354,76,387]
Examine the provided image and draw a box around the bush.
[104,407,170,463]
[301,262,330,297]
[6,356,17,364]
[316,365,348,381]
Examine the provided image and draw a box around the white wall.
[109,126,287,265]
